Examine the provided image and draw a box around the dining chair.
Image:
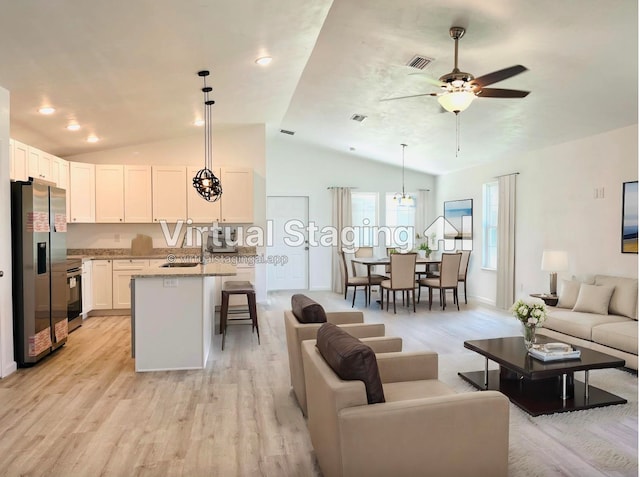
[339,250,384,307]
[418,252,462,310]
[380,253,418,313]
[458,250,471,304]
[352,246,374,277]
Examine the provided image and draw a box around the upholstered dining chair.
[380,253,418,313]
[339,250,385,307]
[418,252,463,310]
[352,246,374,276]
[458,250,471,304]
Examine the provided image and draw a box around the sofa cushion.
[592,321,638,355]
[557,279,581,309]
[594,275,638,320]
[316,322,385,404]
[383,379,455,403]
[291,294,327,323]
[572,284,615,315]
[543,308,629,340]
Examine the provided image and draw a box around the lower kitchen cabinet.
[112,260,148,309]
[92,260,113,310]
[82,259,93,317]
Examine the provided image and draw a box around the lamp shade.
[541,250,568,272]
[437,91,475,113]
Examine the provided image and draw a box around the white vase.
[417,250,426,259]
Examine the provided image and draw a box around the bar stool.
[220,281,259,350]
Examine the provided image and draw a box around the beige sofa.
[285,307,401,415]
[301,339,510,477]
[538,274,638,370]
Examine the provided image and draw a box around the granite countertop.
[131,262,237,278]
[68,246,257,262]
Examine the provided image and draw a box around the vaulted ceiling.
[0,0,636,175]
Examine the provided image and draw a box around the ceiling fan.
[383,26,530,114]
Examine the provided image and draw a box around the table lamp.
[541,250,568,296]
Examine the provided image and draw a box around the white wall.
[436,125,638,306]
[0,86,16,377]
[267,138,437,290]
[65,124,268,301]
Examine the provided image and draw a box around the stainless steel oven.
[66,258,83,332]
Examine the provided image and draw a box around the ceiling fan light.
[438,91,475,113]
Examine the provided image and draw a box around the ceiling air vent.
[350,114,367,122]
[280,129,295,135]
[406,55,434,70]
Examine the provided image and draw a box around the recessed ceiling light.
[38,106,55,115]
[86,135,99,143]
[255,56,272,66]
[194,119,204,126]
[66,123,81,131]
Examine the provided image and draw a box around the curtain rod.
[494,172,520,178]
[326,186,358,189]
[418,188,431,191]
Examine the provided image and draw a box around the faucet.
[200,230,208,265]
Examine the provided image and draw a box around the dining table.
[351,255,441,306]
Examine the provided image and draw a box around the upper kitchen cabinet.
[124,165,152,223]
[27,146,52,181]
[51,156,69,190]
[69,161,96,223]
[10,139,29,181]
[95,164,125,223]
[218,167,254,223]
[152,166,187,222]
[187,166,221,223]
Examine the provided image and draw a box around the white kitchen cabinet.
[59,160,71,222]
[10,139,29,181]
[92,259,113,310]
[52,156,69,189]
[187,166,221,223]
[124,165,153,223]
[112,259,148,309]
[152,166,187,223]
[69,161,96,223]
[82,259,93,317]
[27,146,52,181]
[95,164,125,223]
[218,167,253,223]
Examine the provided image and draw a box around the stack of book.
[529,342,581,361]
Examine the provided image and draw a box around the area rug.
[438,351,638,477]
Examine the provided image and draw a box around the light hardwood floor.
[0,290,635,476]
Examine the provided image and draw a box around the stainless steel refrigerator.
[11,180,68,366]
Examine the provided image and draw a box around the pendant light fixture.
[394,144,414,206]
[192,70,222,202]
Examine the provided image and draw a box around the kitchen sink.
[160,262,200,268]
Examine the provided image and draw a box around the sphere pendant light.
[192,70,222,202]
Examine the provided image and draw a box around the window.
[385,193,416,250]
[482,182,499,269]
[351,192,378,247]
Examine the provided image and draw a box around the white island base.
[131,262,236,372]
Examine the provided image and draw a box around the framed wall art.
[621,181,638,253]
[444,199,473,250]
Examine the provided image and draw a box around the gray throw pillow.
[291,294,327,323]
[316,322,385,404]
[572,284,615,315]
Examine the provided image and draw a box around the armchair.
[302,340,510,477]
[284,298,400,416]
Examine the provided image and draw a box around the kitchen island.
[131,262,236,372]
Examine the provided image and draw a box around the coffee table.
[459,336,627,416]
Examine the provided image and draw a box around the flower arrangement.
[511,299,548,327]
[414,233,435,257]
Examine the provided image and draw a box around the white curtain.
[331,187,352,293]
[415,190,430,240]
[496,174,517,309]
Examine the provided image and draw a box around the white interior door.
[267,196,309,291]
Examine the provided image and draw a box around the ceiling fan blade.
[380,92,438,102]
[473,65,528,88]
[476,88,530,98]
